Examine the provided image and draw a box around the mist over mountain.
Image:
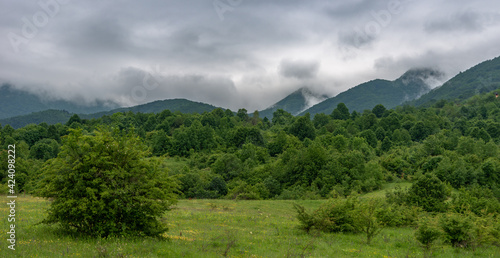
[301,68,444,116]
[2,54,500,128]
[0,83,119,120]
[396,68,446,101]
[0,99,221,129]
[412,56,500,106]
[84,99,220,120]
[259,87,329,119]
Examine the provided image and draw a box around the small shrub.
[295,197,383,235]
[439,212,499,249]
[352,198,384,244]
[415,216,441,251]
[314,197,358,233]
[491,217,500,245]
[293,204,316,233]
[472,214,497,248]
[226,181,261,200]
[207,176,229,197]
[277,185,315,200]
[385,186,409,206]
[439,213,474,248]
[376,203,421,227]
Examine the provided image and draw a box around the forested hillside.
[2,88,499,201]
[259,87,328,119]
[0,99,222,129]
[84,98,220,119]
[413,56,500,106]
[302,68,441,116]
[2,85,500,255]
[0,83,118,119]
[0,110,73,129]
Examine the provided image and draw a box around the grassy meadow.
[1,187,500,257]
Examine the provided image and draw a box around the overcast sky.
[1,0,500,111]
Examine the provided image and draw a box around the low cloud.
[1,1,500,111]
[338,29,376,48]
[425,10,493,33]
[279,59,320,79]
[100,67,240,109]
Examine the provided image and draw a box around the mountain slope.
[0,99,221,128]
[413,56,500,106]
[302,68,443,116]
[0,83,119,119]
[0,110,73,129]
[85,99,220,119]
[259,87,328,118]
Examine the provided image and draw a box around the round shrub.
[407,174,449,212]
[35,128,178,237]
[439,213,473,247]
[415,216,441,250]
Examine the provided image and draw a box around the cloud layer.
[1,0,500,111]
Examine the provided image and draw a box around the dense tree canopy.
[0,87,499,207]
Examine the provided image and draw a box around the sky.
[1,0,500,111]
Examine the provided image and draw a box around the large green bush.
[376,203,420,227]
[450,186,500,216]
[295,197,388,244]
[406,174,449,212]
[294,197,359,233]
[35,128,178,237]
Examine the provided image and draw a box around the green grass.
[362,182,412,199]
[161,156,191,175]
[1,193,499,257]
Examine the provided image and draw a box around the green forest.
[1,87,500,256]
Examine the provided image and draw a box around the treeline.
[1,90,500,201]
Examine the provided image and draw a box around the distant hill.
[302,68,443,116]
[412,56,500,106]
[85,99,220,119]
[0,110,72,129]
[0,83,119,119]
[259,87,328,118]
[0,98,221,128]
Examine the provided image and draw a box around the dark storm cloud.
[279,59,320,79]
[1,0,500,111]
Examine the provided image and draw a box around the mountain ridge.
[0,98,221,128]
[411,56,500,106]
[2,55,500,127]
[300,67,443,116]
[259,87,328,118]
[0,83,119,119]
